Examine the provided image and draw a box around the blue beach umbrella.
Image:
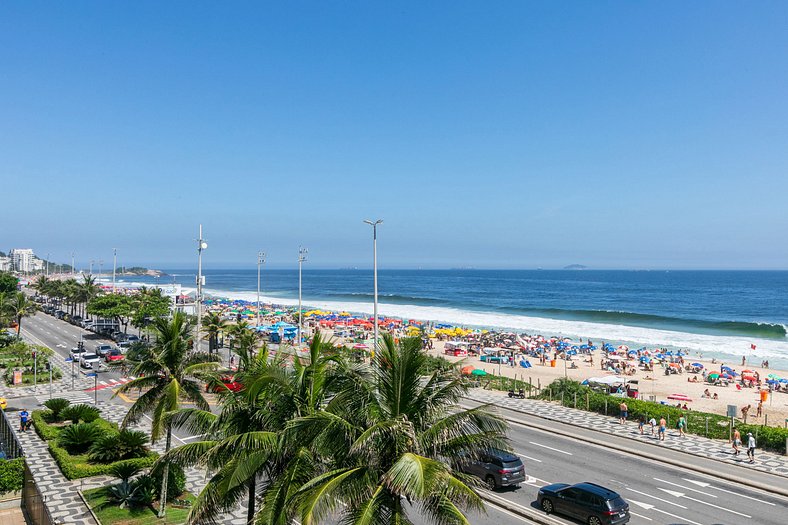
[691,362,703,368]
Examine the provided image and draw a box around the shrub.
[109,462,143,484]
[58,423,106,454]
[150,462,186,501]
[49,442,157,480]
[118,429,150,459]
[0,458,24,495]
[32,410,61,441]
[89,434,123,463]
[43,398,71,421]
[130,474,157,506]
[60,404,101,424]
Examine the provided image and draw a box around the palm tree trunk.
[157,426,173,518]
[246,476,256,525]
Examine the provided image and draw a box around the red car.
[207,375,244,393]
[104,349,125,363]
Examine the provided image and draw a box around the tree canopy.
[0,272,18,294]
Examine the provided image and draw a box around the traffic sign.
[86,373,97,377]
[64,358,73,362]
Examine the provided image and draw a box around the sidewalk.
[0,346,95,400]
[468,389,788,478]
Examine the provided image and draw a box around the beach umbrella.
[618,345,629,351]
[707,373,720,381]
[639,356,651,363]
[461,365,475,375]
[471,369,487,377]
[691,362,703,368]
[780,379,788,384]
[767,373,780,379]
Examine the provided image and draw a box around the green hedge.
[48,443,156,480]
[0,458,24,495]
[539,379,788,453]
[32,410,116,441]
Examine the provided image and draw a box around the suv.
[538,482,630,525]
[80,353,101,369]
[459,449,525,489]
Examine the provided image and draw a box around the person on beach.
[658,417,667,440]
[741,404,751,423]
[619,401,628,424]
[732,428,741,455]
[746,432,756,463]
[756,400,763,418]
[677,414,687,437]
[649,416,657,436]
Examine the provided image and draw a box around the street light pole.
[364,219,383,357]
[196,225,207,353]
[297,247,307,347]
[112,248,117,293]
[71,252,75,276]
[98,259,103,283]
[257,251,266,329]
[46,253,50,277]
[89,259,94,276]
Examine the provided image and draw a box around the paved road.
[19,312,788,525]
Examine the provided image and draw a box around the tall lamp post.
[71,252,75,276]
[196,225,207,353]
[364,219,383,357]
[297,246,307,347]
[112,248,117,293]
[89,259,95,276]
[45,253,50,277]
[98,259,104,283]
[257,251,266,329]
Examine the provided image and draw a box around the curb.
[463,397,788,498]
[479,491,555,525]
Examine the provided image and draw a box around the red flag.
[750,344,756,350]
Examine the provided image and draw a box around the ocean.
[117,269,788,369]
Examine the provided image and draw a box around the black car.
[538,482,630,525]
[459,449,525,490]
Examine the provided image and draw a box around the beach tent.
[471,369,487,377]
[585,375,627,385]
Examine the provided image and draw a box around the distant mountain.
[563,264,588,270]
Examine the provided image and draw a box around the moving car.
[104,349,125,363]
[538,482,630,525]
[459,449,525,489]
[206,374,244,393]
[80,353,101,369]
[70,347,89,360]
[95,344,113,357]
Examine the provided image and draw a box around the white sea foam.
[198,286,788,366]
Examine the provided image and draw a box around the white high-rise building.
[0,256,11,272]
[10,249,34,273]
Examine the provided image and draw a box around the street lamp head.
[200,241,208,250]
[364,219,384,226]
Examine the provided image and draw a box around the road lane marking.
[528,441,572,455]
[629,511,652,521]
[658,488,751,518]
[683,479,777,505]
[515,452,542,462]
[625,488,686,508]
[653,477,716,497]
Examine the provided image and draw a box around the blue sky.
[2,2,787,270]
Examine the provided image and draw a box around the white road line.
[653,477,717,497]
[682,478,777,505]
[658,488,751,518]
[516,452,542,462]
[99,381,108,386]
[650,506,703,525]
[625,488,687,508]
[528,441,572,455]
[629,511,652,521]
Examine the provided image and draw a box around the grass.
[84,487,195,525]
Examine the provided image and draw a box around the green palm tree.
[163,331,348,525]
[5,292,38,337]
[202,311,228,355]
[76,275,100,318]
[114,311,219,517]
[287,334,509,525]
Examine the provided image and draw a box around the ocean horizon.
[111,269,788,369]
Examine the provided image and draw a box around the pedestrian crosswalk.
[84,376,137,392]
[35,391,93,405]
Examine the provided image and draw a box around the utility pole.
[71,252,75,275]
[46,253,50,277]
[297,246,307,347]
[196,225,207,353]
[112,248,117,293]
[257,251,266,329]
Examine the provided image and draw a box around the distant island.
[563,264,588,270]
[116,266,165,277]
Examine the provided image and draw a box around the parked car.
[95,344,113,357]
[125,334,140,343]
[116,341,131,352]
[538,482,630,525]
[458,449,525,489]
[80,353,101,369]
[104,349,125,363]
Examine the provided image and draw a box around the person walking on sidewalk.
[732,427,741,456]
[677,414,687,437]
[649,416,657,436]
[746,432,756,463]
[658,417,667,441]
[619,401,628,424]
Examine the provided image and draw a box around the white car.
[80,353,101,369]
[70,347,88,361]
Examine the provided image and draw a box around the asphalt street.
[18,312,788,525]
